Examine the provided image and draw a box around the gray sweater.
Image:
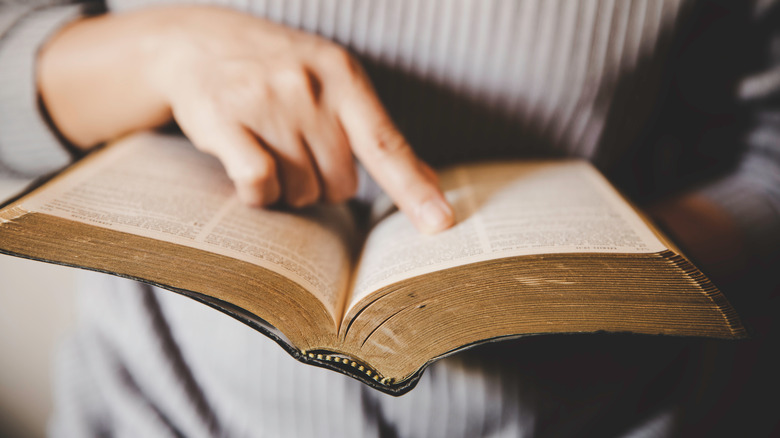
[1,1,778,436]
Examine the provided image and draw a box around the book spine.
[301,349,395,386]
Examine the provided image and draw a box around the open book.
[0,133,746,395]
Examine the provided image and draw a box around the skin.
[37,5,454,233]
[37,5,746,281]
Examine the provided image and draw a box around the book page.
[347,160,666,312]
[18,133,354,317]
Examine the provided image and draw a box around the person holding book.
[1,0,778,436]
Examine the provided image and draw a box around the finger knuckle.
[245,80,273,104]
[273,65,310,95]
[235,177,279,207]
[317,44,360,77]
[233,162,275,189]
[215,64,273,110]
[374,121,410,156]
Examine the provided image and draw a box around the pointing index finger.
[337,87,454,233]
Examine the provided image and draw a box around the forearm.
[37,9,173,149]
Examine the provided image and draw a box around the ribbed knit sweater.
[1,1,778,436]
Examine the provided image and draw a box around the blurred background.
[0,177,78,438]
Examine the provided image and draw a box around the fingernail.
[417,198,454,233]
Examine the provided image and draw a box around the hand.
[38,6,454,233]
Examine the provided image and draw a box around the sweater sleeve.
[0,1,104,178]
[697,3,780,266]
